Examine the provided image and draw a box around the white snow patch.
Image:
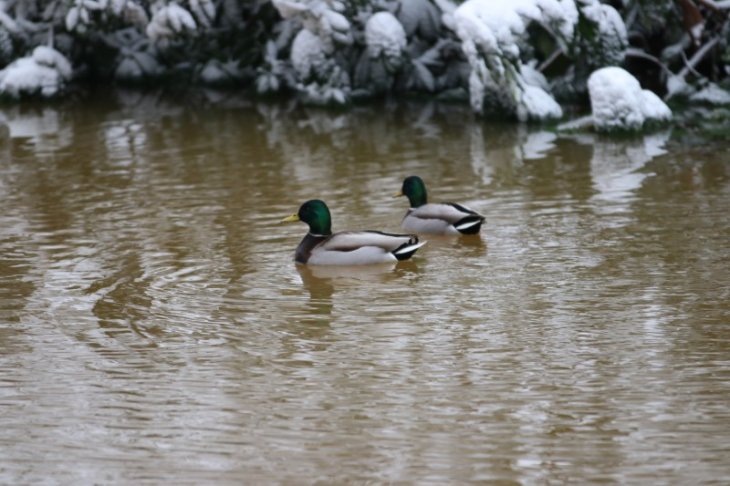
[146,2,197,43]
[291,28,328,79]
[0,47,72,98]
[455,0,577,58]
[521,63,549,90]
[588,67,671,131]
[32,46,73,80]
[272,1,352,49]
[365,12,407,60]
[453,0,577,119]
[690,83,730,105]
[519,84,563,120]
[581,1,627,61]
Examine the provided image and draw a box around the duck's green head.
[395,176,428,207]
[281,199,332,235]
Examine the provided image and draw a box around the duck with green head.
[394,176,485,235]
[281,199,426,265]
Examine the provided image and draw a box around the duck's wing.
[319,231,419,252]
[406,203,485,235]
[447,202,484,219]
[410,203,483,222]
[308,231,425,265]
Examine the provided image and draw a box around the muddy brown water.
[1,92,729,483]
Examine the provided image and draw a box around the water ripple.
[1,98,729,484]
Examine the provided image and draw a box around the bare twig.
[678,36,720,78]
[625,47,673,76]
[537,48,563,73]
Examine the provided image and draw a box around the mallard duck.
[394,176,485,235]
[281,199,426,265]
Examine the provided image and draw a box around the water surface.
[1,91,729,483]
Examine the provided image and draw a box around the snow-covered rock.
[588,67,671,131]
[0,46,72,98]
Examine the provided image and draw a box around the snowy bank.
[588,67,671,131]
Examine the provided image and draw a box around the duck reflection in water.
[413,232,487,259]
[296,260,422,323]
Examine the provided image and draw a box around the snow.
[33,46,73,80]
[454,0,577,59]
[581,1,627,62]
[146,3,197,43]
[519,84,563,120]
[271,0,309,19]
[396,0,442,39]
[189,0,216,28]
[453,0,578,120]
[0,47,72,98]
[365,12,407,60]
[272,0,352,49]
[690,83,730,105]
[588,67,671,131]
[291,28,327,79]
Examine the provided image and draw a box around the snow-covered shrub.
[395,0,442,41]
[272,0,352,50]
[291,29,328,80]
[66,0,149,33]
[270,0,355,104]
[0,46,72,98]
[146,3,197,46]
[256,40,296,95]
[579,1,627,66]
[366,12,407,70]
[199,59,245,85]
[0,0,725,130]
[453,0,578,121]
[289,29,350,104]
[588,66,671,131]
[551,0,627,99]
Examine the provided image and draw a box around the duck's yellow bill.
[281,214,300,223]
[392,191,403,198]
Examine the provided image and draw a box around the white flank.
[308,247,396,265]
